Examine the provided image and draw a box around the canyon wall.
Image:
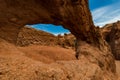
[102,21,120,60]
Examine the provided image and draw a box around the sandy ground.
[17,45,76,63]
[116,61,120,78]
[0,38,120,79]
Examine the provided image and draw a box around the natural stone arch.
[0,0,117,79]
[0,0,96,44]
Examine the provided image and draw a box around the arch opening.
[16,23,76,63]
[17,23,76,48]
[29,23,70,36]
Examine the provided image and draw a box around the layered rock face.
[102,21,120,60]
[16,26,75,48]
[0,0,118,79]
[16,26,58,46]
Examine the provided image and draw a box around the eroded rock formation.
[0,0,99,45]
[57,33,75,49]
[16,26,58,46]
[102,21,120,60]
[15,26,75,48]
[0,0,118,79]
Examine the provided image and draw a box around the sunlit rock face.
[0,0,118,79]
[102,21,120,60]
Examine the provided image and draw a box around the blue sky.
[30,24,70,35]
[90,0,120,27]
[31,0,120,35]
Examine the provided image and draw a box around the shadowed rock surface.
[102,21,120,60]
[0,0,118,80]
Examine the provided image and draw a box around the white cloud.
[54,32,70,36]
[91,1,120,27]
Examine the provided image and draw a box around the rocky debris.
[57,33,75,49]
[102,21,120,60]
[16,26,76,49]
[16,26,57,46]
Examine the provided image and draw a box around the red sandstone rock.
[16,26,58,46]
[0,0,118,79]
[102,21,120,60]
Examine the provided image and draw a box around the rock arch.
[0,0,96,44]
[0,0,117,79]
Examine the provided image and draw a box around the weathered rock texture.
[16,26,58,46]
[116,61,120,79]
[102,21,120,60]
[0,55,106,80]
[16,26,75,49]
[57,33,75,49]
[0,39,117,80]
[0,0,118,79]
[0,0,99,45]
